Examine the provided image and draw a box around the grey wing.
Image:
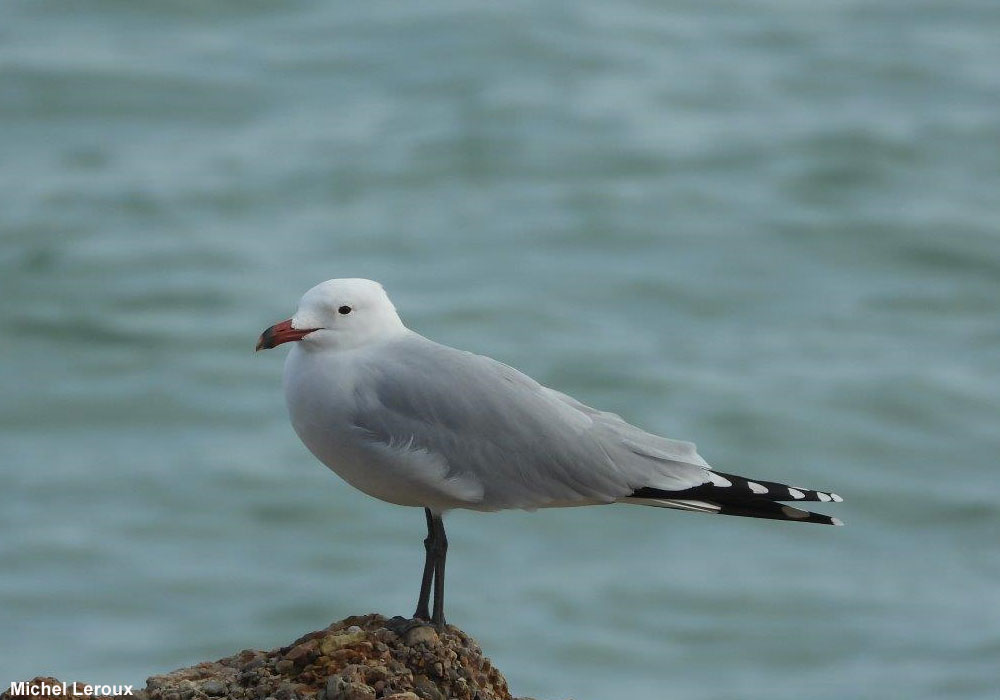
[350,335,714,511]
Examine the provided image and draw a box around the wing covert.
[350,335,711,510]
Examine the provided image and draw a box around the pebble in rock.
[200,680,226,696]
[403,625,440,647]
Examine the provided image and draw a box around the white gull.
[257,278,842,627]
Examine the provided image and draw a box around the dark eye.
[338,305,352,315]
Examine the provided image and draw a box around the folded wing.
[350,336,714,510]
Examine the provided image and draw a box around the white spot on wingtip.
[707,472,732,487]
[830,493,843,502]
[788,488,806,499]
[817,492,831,502]
[831,517,844,526]
[747,481,768,494]
[781,505,809,519]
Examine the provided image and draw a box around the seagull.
[256,278,842,628]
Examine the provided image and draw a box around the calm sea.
[2,1,999,698]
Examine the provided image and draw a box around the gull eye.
[338,305,352,315]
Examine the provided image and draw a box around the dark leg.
[430,513,448,629]
[414,508,435,621]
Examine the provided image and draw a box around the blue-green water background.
[2,1,999,698]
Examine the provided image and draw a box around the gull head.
[256,278,406,352]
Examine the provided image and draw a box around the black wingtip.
[630,485,844,525]
[717,501,844,526]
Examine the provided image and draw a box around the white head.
[256,278,407,352]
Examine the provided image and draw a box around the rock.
[200,680,227,696]
[286,640,319,667]
[324,675,374,700]
[403,625,440,647]
[411,674,445,700]
[5,614,538,700]
[318,631,367,656]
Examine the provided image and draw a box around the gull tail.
[623,471,843,526]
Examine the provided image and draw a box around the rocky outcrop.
[4,615,538,700]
